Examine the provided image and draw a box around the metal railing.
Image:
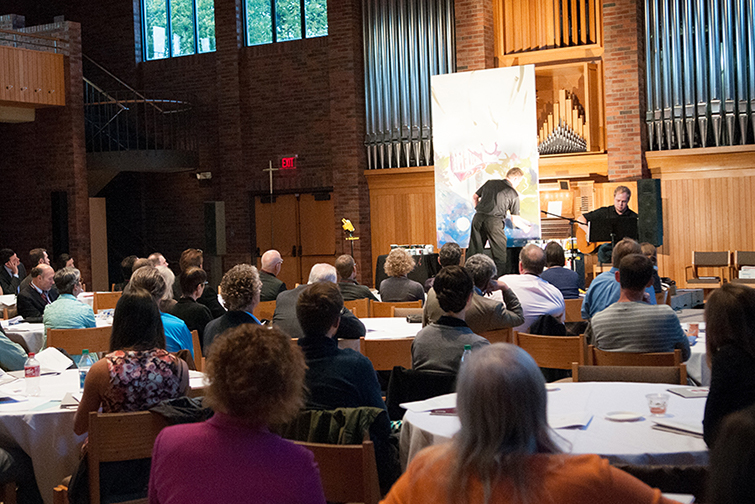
[0,28,67,53]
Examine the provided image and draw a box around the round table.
[400,382,708,470]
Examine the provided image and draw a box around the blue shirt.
[42,293,97,345]
[0,330,28,371]
[541,266,581,299]
[161,312,194,358]
[581,267,656,319]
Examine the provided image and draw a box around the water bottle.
[460,344,472,366]
[79,349,94,391]
[24,353,41,397]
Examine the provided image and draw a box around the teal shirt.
[42,293,97,346]
[0,331,28,371]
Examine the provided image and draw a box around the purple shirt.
[149,412,326,504]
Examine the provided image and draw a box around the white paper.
[547,201,563,217]
[400,393,456,413]
[652,418,704,436]
[0,294,17,307]
[35,347,75,373]
[661,494,695,504]
[549,412,593,429]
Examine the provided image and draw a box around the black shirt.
[583,205,638,222]
[259,270,287,302]
[338,279,378,302]
[474,179,520,218]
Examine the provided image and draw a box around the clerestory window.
[142,0,216,60]
[245,0,327,46]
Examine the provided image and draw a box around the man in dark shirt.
[170,267,213,351]
[578,185,638,263]
[0,249,26,296]
[335,254,377,301]
[17,264,58,322]
[259,249,287,302]
[423,242,462,292]
[468,167,531,276]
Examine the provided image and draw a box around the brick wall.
[454,0,495,71]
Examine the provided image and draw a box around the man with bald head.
[272,263,365,340]
[259,249,287,301]
[17,264,59,322]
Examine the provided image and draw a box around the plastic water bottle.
[460,344,472,366]
[79,349,94,391]
[24,353,41,397]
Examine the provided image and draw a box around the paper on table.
[667,387,709,399]
[0,294,16,307]
[189,370,206,389]
[0,316,24,329]
[662,493,695,503]
[652,419,704,437]
[549,412,593,429]
[400,393,456,413]
[35,347,75,373]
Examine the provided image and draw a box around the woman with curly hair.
[383,343,677,504]
[379,248,425,304]
[148,324,326,504]
[202,264,262,356]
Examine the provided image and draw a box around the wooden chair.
[252,300,276,321]
[47,326,112,355]
[588,345,682,366]
[190,330,202,371]
[391,307,422,317]
[110,283,116,292]
[359,337,413,370]
[572,363,687,385]
[294,440,380,504]
[564,298,584,322]
[685,251,731,291]
[92,291,122,313]
[370,300,421,318]
[479,327,514,344]
[655,289,669,305]
[514,332,585,369]
[732,251,755,284]
[344,298,371,318]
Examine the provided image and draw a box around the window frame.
[244,0,326,46]
[141,0,215,60]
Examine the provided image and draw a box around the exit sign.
[280,155,298,170]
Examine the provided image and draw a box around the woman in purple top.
[148,324,326,504]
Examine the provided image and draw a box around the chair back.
[87,411,168,504]
[571,363,687,385]
[344,298,371,318]
[733,251,755,283]
[252,300,276,321]
[93,291,122,313]
[479,327,513,344]
[655,289,668,305]
[371,300,421,318]
[190,330,203,371]
[385,366,456,421]
[564,298,584,322]
[359,337,413,370]
[514,332,585,369]
[47,326,112,355]
[294,440,381,504]
[588,345,682,366]
[391,307,423,317]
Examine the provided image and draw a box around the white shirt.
[492,273,565,332]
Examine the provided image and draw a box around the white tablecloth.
[361,317,422,339]
[400,382,708,470]
[2,318,113,355]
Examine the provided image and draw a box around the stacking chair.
[47,326,112,355]
[385,366,456,421]
[190,330,203,371]
[479,327,514,344]
[359,337,413,371]
[564,298,584,322]
[391,307,423,317]
[514,332,585,369]
[588,345,682,366]
[732,251,755,284]
[655,289,669,305]
[370,300,421,318]
[92,291,122,313]
[344,298,371,318]
[294,440,380,504]
[684,251,731,292]
[252,300,276,321]
[571,363,687,385]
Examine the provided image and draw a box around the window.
[143,0,216,60]
[245,0,327,46]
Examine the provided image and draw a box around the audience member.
[113,255,137,291]
[540,241,581,299]
[497,244,565,332]
[131,257,152,272]
[170,267,213,347]
[148,324,326,504]
[54,253,75,271]
[259,249,287,301]
[148,252,169,268]
[585,254,690,360]
[0,248,26,295]
[273,264,365,340]
[203,264,261,356]
[178,248,225,318]
[42,267,96,342]
[20,248,50,291]
[641,242,663,294]
[156,266,178,312]
[130,267,193,357]
[335,254,378,301]
[424,254,524,334]
[581,238,657,319]
[707,404,755,504]
[424,242,462,292]
[379,248,425,304]
[412,266,489,374]
[0,443,42,504]
[0,326,28,371]
[383,343,677,504]
[17,264,58,323]
[703,283,755,447]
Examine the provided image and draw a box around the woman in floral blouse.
[74,286,188,435]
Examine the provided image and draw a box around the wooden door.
[255,194,301,288]
[299,193,336,279]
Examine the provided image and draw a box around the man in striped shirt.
[585,253,690,361]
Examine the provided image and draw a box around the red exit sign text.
[281,155,298,170]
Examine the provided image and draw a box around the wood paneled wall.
[648,146,755,287]
[0,45,65,106]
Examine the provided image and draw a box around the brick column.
[603,0,647,180]
[328,0,373,284]
[454,0,495,71]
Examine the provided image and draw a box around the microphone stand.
[540,210,581,272]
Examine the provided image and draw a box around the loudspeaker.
[204,201,226,256]
[51,191,69,258]
[637,179,663,246]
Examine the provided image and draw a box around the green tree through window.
[143,0,215,59]
[245,0,327,46]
